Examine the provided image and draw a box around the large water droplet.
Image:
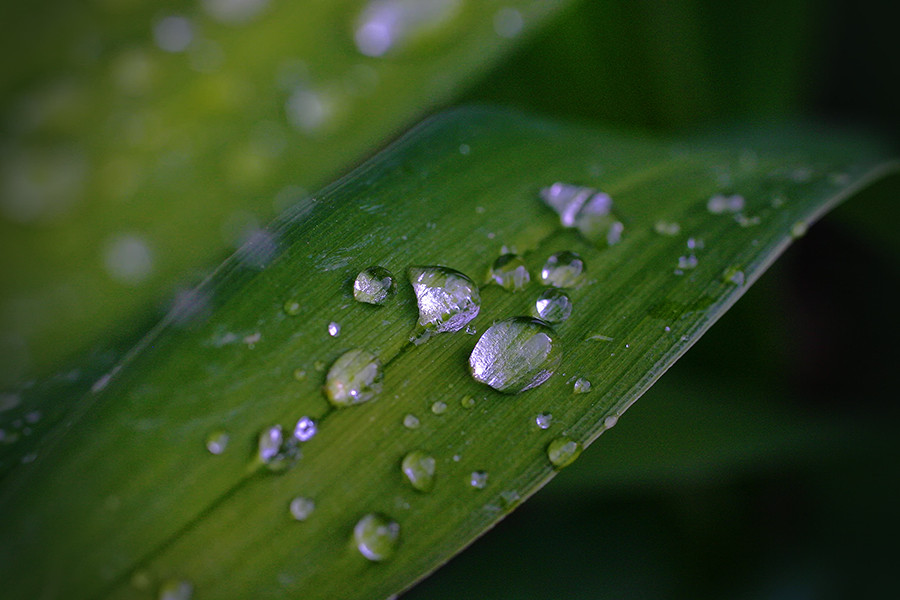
[354,0,462,57]
[534,288,572,323]
[325,349,383,407]
[158,579,193,600]
[489,254,530,291]
[469,317,561,394]
[547,436,582,468]
[409,265,480,334]
[289,496,315,521]
[401,450,436,492]
[353,266,395,305]
[354,513,400,561]
[539,251,584,288]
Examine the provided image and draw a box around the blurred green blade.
[0,0,574,386]
[0,107,895,600]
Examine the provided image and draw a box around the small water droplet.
[489,254,530,291]
[790,221,808,238]
[707,194,745,214]
[293,416,317,442]
[470,470,488,489]
[686,237,705,251]
[409,266,481,335]
[573,377,591,394]
[401,450,436,492]
[354,513,400,562]
[327,321,341,337]
[547,437,582,468]
[158,579,193,600]
[431,400,447,415]
[535,412,553,430]
[325,349,383,407]
[402,413,420,429]
[587,333,614,342]
[534,288,572,323]
[723,266,745,286]
[653,220,681,236]
[289,496,315,521]
[460,395,476,409]
[469,317,561,394]
[243,332,262,347]
[540,182,600,227]
[205,430,229,455]
[539,251,585,288]
[604,415,618,429]
[465,324,477,335]
[257,425,301,471]
[293,369,307,381]
[283,300,302,315]
[677,255,698,270]
[353,266,395,305]
[605,220,625,245]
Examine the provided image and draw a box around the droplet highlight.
[325,349,383,407]
[539,251,585,288]
[353,266,395,305]
[534,288,572,323]
[354,513,400,562]
[401,450,436,492]
[469,317,561,394]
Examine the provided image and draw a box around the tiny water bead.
[460,395,476,409]
[469,317,561,394]
[205,430,229,455]
[325,348,383,407]
[723,266,746,286]
[353,266,395,305]
[158,579,193,600]
[327,321,341,337]
[283,300,302,316]
[489,254,530,291]
[469,470,488,489]
[430,400,447,415]
[354,513,400,562]
[539,251,585,288]
[573,377,591,394]
[289,496,315,521]
[402,413,420,429]
[534,288,572,324]
[401,450,436,492]
[293,416,317,442]
[257,425,301,471]
[547,437,582,468]
[409,265,481,334]
[535,412,553,429]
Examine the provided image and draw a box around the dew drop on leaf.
[324,348,383,407]
[402,413,420,429]
[430,400,447,415]
[409,265,481,333]
[257,425,301,472]
[535,412,553,430]
[534,288,572,323]
[547,436,582,468]
[205,430,229,455]
[292,416,317,442]
[289,496,315,521]
[401,450,436,492]
[539,251,585,288]
[573,377,591,394]
[327,321,341,337]
[489,253,530,291]
[353,513,400,562]
[469,317,561,394]
[353,266,395,305]
[469,470,488,489]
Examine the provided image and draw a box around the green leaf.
[0,107,895,600]
[0,0,575,386]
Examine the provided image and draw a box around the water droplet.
[493,7,524,38]
[257,425,301,471]
[573,377,591,394]
[293,416,317,442]
[354,513,400,562]
[153,15,194,53]
[293,369,307,381]
[535,412,553,430]
[540,183,605,227]
[686,237,704,251]
[158,579,193,600]
[402,413,420,429]
[431,400,447,415]
[103,233,155,285]
[401,450,436,492]
[723,266,745,286]
[327,321,341,337]
[469,470,488,489]
[677,255,698,270]
[539,251,584,288]
[354,0,462,57]
[489,254,530,291]
[604,415,618,429]
[205,430,229,455]
[325,349,383,407]
[605,220,625,245]
[460,395,476,409]
[409,266,481,334]
[653,221,681,236]
[707,194,745,214]
[547,437,582,468]
[469,317,561,394]
[790,221,808,238]
[289,496,315,521]
[353,266,395,305]
[284,300,302,315]
[534,288,572,324]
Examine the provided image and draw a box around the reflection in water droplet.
[469,317,561,394]
[402,413,420,429]
[205,430,229,455]
[289,496,315,521]
[354,513,400,561]
[534,288,572,324]
[158,579,193,600]
[409,266,480,335]
[325,349,383,407]
[573,377,591,394]
[353,266,395,304]
[293,416,317,442]
[489,254,530,291]
[401,450,436,492]
[547,437,582,468]
[431,400,447,415]
[327,321,341,337]
[354,0,462,57]
[535,412,553,430]
[470,470,488,489]
[654,221,681,236]
[539,251,584,288]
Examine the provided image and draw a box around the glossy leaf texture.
[0,107,895,600]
